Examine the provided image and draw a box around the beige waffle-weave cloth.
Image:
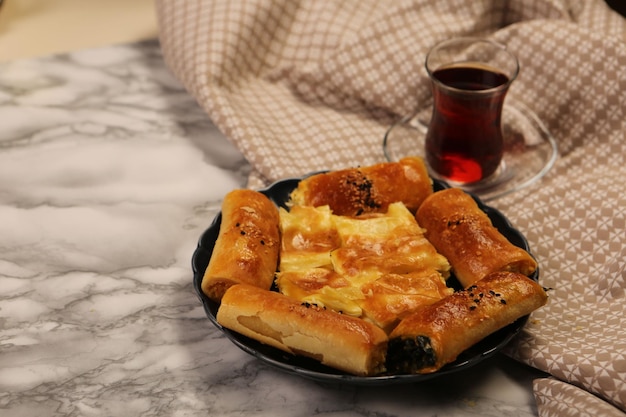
[156,0,626,414]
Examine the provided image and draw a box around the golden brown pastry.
[415,188,537,288]
[278,205,340,272]
[217,284,389,376]
[386,271,548,374]
[358,270,454,333]
[289,157,432,216]
[330,202,449,276]
[275,202,451,332]
[201,189,280,302]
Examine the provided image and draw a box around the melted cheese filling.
[276,202,453,332]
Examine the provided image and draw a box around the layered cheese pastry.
[276,201,452,332]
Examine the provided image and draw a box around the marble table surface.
[0,39,548,417]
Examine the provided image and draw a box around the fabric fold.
[534,378,626,417]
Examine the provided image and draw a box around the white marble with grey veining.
[0,40,547,417]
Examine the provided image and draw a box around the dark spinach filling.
[386,335,437,373]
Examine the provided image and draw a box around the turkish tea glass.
[424,38,519,185]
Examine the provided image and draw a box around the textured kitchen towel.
[533,378,626,417]
[156,0,626,412]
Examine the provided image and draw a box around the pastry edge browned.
[290,157,433,216]
[201,189,280,302]
[415,188,538,288]
[386,271,548,374]
[217,284,389,376]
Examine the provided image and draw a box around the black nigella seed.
[500,299,507,305]
[240,230,246,235]
[469,306,476,310]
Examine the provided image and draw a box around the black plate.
[191,177,539,385]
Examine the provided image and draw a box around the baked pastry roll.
[415,188,537,288]
[289,157,432,216]
[386,271,548,374]
[217,284,389,376]
[201,189,280,302]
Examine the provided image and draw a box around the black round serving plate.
[191,176,539,385]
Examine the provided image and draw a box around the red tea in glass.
[424,39,519,184]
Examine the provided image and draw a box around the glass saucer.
[383,101,558,201]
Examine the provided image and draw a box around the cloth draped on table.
[155,0,626,415]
